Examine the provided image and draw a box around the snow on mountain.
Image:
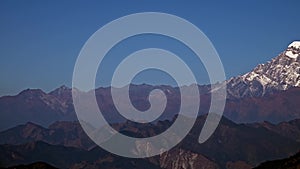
[286,41,300,59]
[226,41,300,99]
[288,41,300,49]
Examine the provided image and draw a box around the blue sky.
[0,0,299,96]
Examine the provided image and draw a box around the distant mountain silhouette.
[0,115,299,169]
[1,84,300,130]
[0,121,94,150]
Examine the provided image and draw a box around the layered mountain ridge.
[1,115,300,169]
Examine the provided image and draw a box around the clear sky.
[0,0,299,96]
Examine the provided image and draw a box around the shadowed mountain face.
[224,87,300,123]
[0,121,95,150]
[181,116,300,167]
[253,151,300,169]
[248,118,300,142]
[0,115,299,169]
[0,140,213,169]
[0,141,103,169]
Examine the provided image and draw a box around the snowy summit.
[285,41,300,59]
[288,41,300,49]
[225,40,300,98]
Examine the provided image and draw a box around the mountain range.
[1,41,300,168]
[0,115,299,169]
[1,41,300,130]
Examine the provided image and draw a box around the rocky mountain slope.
[226,41,300,98]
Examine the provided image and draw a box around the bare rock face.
[160,149,219,169]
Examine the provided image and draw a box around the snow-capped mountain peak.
[285,41,300,59]
[226,41,300,99]
[288,41,300,49]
